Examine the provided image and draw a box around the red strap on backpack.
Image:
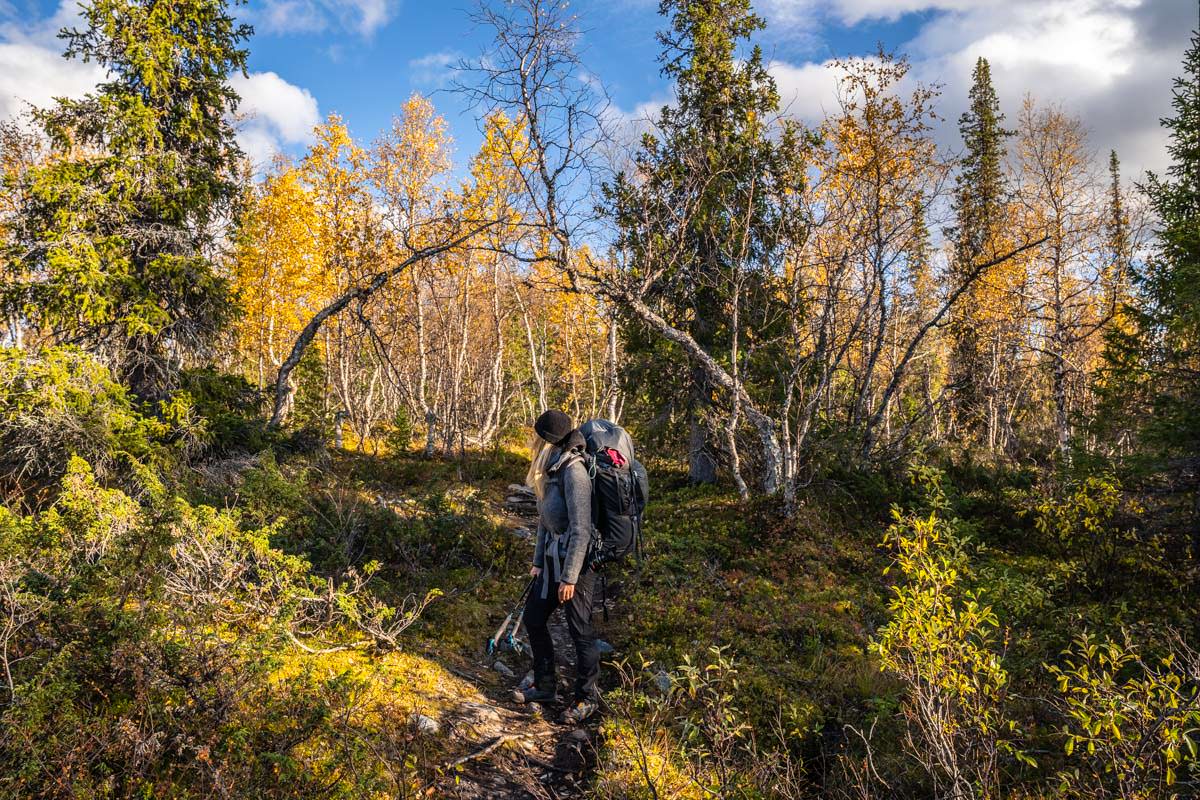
[602,447,627,467]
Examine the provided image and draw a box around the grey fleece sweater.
[531,443,593,588]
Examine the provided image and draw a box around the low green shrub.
[177,368,273,454]
[0,457,444,798]
[1032,474,1149,590]
[1048,632,1200,799]
[873,468,1032,800]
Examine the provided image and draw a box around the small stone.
[411,714,440,735]
[653,670,672,694]
[596,639,615,656]
[567,729,589,742]
[511,526,534,539]
[493,660,515,678]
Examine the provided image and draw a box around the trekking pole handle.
[491,611,514,645]
[493,576,536,644]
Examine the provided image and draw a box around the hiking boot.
[560,698,598,725]
[512,670,558,705]
[512,684,558,704]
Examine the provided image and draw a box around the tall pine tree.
[947,57,1012,445]
[3,0,250,395]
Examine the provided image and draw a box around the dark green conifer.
[1106,26,1200,545]
[607,0,804,484]
[3,0,251,395]
[947,57,1012,440]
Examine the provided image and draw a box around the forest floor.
[330,446,915,799]
[307,444,892,798]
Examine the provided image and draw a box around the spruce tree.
[1104,150,1132,324]
[3,0,251,395]
[1110,27,1200,541]
[1141,30,1200,388]
[947,57,1012,440]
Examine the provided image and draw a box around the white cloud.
[768,59,843,124]
[254,0,400,37]
[230,71,321,168]
[905,0,1183,176]
[0,0,102,121]
[0,40,103,121]
[259,0,328,34]
[751,0,824,43]
[0,2,320,172]
[408,50,460,89]
[352,0,392,36]
[757,0,1190,177]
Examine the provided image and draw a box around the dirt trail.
[416,485,603,799]
[416,679,596,798]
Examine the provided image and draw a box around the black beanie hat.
[534,409,574,446]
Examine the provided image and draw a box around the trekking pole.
[487,576,536,655]
[491,577,535,654]
[506,604,528,653]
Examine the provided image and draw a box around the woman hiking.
[513,409,600,724]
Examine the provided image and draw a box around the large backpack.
[577,419,649,569]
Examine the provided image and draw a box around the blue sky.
[234,0,928,165]
[1,0,1195,178]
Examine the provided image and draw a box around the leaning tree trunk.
[613,286,783,495]
[267,224,495,429]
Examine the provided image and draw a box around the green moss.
[271,648,484,717]
[609,466,892,750]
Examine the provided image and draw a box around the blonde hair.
[525,435,555,501]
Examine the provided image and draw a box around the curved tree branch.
[267,221,498,428]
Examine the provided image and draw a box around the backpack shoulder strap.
[548,448,591,477]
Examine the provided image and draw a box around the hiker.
[514,408,600,724]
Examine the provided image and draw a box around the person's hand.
[530,566,542,577]
[558,582,575,602]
